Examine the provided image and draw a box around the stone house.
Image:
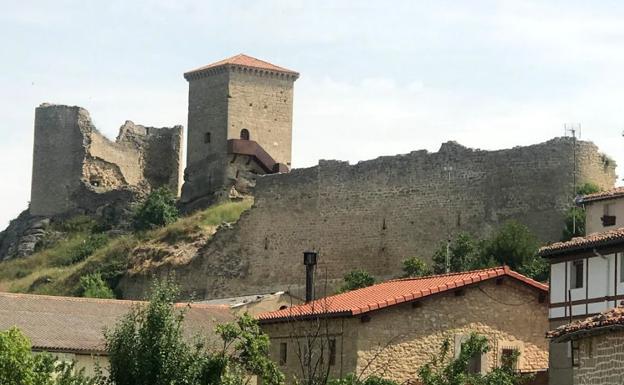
[547,304,624,385]
[538,186,624,385]
[257,267,549,384]
[0,292,233,375]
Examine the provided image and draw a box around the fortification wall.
[120,137,616,299]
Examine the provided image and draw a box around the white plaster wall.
[585,199,624,235]
[551,262,566,303]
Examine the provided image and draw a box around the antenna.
[564,123,581,235]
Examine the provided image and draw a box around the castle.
[0,54,619,300]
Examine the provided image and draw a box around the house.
[0,292,234,375]
[198,291,302,316]
[257,267,549,384]
[538,186,624,385]
[547,304,624,384]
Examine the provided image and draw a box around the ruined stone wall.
[120,137,616,299]
[575,332,624,385]
[30,104,183,218]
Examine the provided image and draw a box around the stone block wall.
[575,332,624,385]
[120,137,615,299]
[30,104,183,217]
[261,279,549,384]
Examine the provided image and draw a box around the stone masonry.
[574,332,624,385]
[118,136,616,299]
[261,279,549,384]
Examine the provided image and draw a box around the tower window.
[204,132,211,143]
[240,129,250,140]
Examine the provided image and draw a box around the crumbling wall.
[119,137,617,300]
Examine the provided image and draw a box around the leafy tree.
[562,182,601,241]
[80,273,115,299]
[0,327,95,385]
[402,257,432,278]
[338,270,376,293]
[481,221,539,272]
[133,187,179,231]
[418,333,529,385]
[101,277,283,385]
[576,182,601,196]
[432,233,485,274]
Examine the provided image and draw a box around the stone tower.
[180,54,299,206]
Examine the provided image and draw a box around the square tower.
[181,54,299,205]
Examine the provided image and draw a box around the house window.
[571,260,584,289]
[602,204,616,226]
[329,338,336,366]
[279,342,287,365]
[240,129,250,140]
[500,347,518,371]
[455,334,485,374]
[204,132,211,143]
[467,352,482,374]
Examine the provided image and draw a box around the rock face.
[0,104,184,260]
[119,137,616,300]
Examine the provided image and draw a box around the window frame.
[571,259,584,289]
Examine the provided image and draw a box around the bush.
[432,233,485,274]
[133,187,179,231]
[329,374,398,385]
[80,273,115,299]
[401,257,431,278]
[56,234,109,266]
[338,270,376,293]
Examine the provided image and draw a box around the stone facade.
[181,61,297,207]
[572,332,624,385]
[260,279,549,384]
[119,137,616,300]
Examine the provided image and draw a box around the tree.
[432,233,485,274]
[133,187,179,231]
[562,182,601,241]
[101,277,283,385]
[0,327,94,385]
[418,333,529,385]
[338,270,376,293]
[401,257,432,278]
[80,273,115,299]
[481,221,539,272]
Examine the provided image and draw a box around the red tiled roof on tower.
[257,266,547,323]
[184,54,299,79]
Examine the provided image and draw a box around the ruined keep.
[0,104,183,259]
[180,54,297,208]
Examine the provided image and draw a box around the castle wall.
[29,104,183,218]
[120,137,617,300]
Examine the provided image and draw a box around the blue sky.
[1,0,624,228]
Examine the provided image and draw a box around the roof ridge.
[387,266,506,282]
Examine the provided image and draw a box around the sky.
[1,0,624,229]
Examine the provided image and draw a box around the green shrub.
[401,257,431,278]
[133,187,179,231]
[52,233,109,267]
[338,270,376,293]
[80,273,115,299]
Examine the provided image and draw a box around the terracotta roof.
[185,54,299,78]
[538,227,624,257]
[547,305,624,342]
[0,292,233,354]
[257,267,547,322]
[577,187,624,204]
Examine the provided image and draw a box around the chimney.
[303,251,317,303]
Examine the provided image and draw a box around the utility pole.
[443,165,453,273]
[565,124,580,235]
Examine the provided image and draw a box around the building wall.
[261,279,548,384]
[120,137,616,300]
[585,198,624,235]
[575,332,624,385]
[29,104,183,218]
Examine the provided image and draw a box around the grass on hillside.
[0,199,253,296]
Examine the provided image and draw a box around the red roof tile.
[547,305,624,341]
[257,267,547,322]
[0,292,233,353]
[577,187,624,204]
[185,54,299,78]
[538,227,624,257]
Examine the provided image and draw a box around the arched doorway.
[240,129,250,140]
